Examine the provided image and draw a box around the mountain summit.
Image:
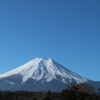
[0,58,99,92]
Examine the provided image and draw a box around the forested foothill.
[0,83,100,100]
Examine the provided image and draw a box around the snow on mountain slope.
[0,58,95,92]
[0,58,87,84]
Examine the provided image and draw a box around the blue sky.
[0,0,100,81]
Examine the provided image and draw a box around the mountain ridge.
[0,58,99,92]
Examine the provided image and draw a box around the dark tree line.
[0,90,54,100]
[61,83,100,100]
[0,83,100,100]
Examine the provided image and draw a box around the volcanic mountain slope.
[0,58,99,92]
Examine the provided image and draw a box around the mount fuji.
[0,58,99,92]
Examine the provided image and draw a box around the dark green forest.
[0,84,100,100]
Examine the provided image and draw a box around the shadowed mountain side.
[0,58,99,93]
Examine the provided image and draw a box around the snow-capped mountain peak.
[0,58,99,92]
[0,58,87,84]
